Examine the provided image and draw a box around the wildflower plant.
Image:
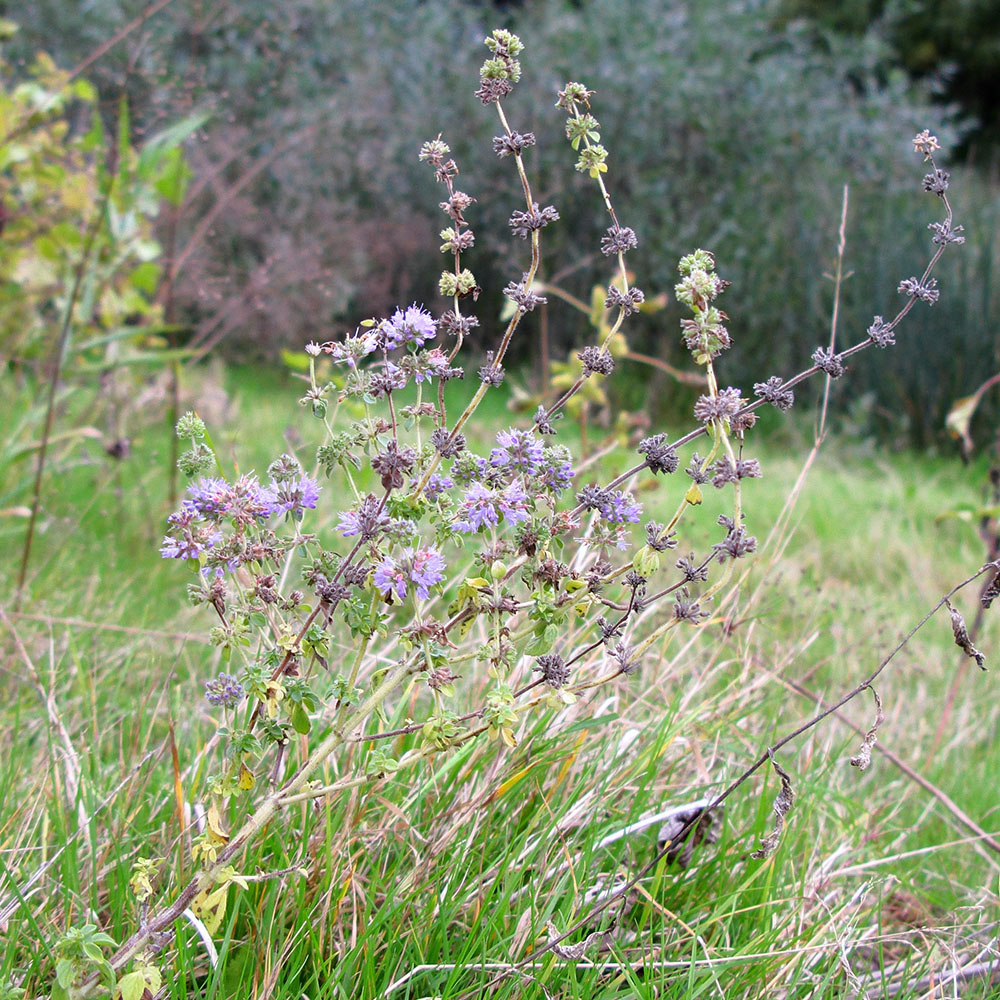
[113,34,993,994]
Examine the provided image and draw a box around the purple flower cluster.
[373,546,447,601]
[324,328,379,366]
[537,449,574,493]
[484,428,574,497]
[381,304,437,350]
[452,481,532,533]
[204,672,245,707]
[161,473,321,565]
[400,348,456,384]
[180,477,239,522]
[264,477,321,516]
[159,515,222,561]
[490,428,544,475]
[337,494,391,540]
[603,491,642,524]
[424,474,454,501]
[176,474,320,526]
[578,485,643,525]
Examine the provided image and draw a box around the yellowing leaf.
[495,762,538,798]
[945,393,978,455]
[191,883,229,937]
[238,762,255,790]
[206,800,229,846]
[944,373,1000,458]
[588,284,607,328]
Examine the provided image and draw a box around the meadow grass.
[2,364,997,998]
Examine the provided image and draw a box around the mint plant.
[80,30,989,995]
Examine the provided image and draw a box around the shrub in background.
[0,24,202,594]
[7,0,996,444]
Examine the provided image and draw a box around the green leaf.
[128,260,162,295]
[116,970,147,1000]
[281,348,311,373]
[55,958,76,989]
[115,95,132,184]
[82,107,105,152]
[290,703,311,735]
[525,624,558,656]
[71,78,97,102]
[138,111,210,180]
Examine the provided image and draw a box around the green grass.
[1,363,998,999]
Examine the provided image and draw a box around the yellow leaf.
[191,884,228,937]
[206,800,229,846]
[606,332,629,358]
[218,865,250,890]
[588,284,607,328]
[550,732,587,796]
[495,762,538,798]
[238,762,255,790]
[945,393,980,457]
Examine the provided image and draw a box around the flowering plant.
[117,33,987,994]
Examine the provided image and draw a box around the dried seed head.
[751,751,794,860]
[849,686,885,771]
[535,653,570,689]
[982,566,1000,610]
[946,599,986,670]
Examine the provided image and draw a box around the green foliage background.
[4,0,998,444]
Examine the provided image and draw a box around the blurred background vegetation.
[2,0,998,446]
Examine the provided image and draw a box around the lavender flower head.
[537,446,574,493]
[160,524,222,561]
[264,476,321,517]
[337,494,390,540]
[180,477,231,521]
[324,328,379,366]
[497,481,532,523]
[381,304,437,350]
[205,672,245,708]
[490,427,544,475]
[601,489,643,524]
[182,474,274,525]
[452,481,532,533]
[373,546,447,602]
[452,481,500,533]
[424,474,454,502]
